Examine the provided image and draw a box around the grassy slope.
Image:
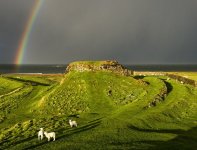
[0,77,23,95]
[0,72,196,150]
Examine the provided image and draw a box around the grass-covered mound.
[0,61,197,150]
[66,60,133,76]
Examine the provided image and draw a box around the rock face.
[66,60,133,76]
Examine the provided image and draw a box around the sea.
[0,64,197,74]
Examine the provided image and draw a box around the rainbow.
[14,0,44,64]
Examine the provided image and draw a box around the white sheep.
[69,119,77,127]
[38,128,44,140]
[44,131,56,141]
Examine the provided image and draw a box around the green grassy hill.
[0,62,197,150]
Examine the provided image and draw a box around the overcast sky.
[0,0,197,64]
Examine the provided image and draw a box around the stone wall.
[134,71,165,76]
[166,73,197,86]
[134,71,197,87]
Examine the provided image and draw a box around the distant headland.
[65,60,133,76]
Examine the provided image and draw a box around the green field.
[0,69,197,149]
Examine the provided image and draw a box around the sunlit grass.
[0,71,197,150]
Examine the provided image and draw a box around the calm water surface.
[0,64,196,74]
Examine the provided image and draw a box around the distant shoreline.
[0,64,197,74]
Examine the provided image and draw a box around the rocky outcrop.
[66,60,133,76]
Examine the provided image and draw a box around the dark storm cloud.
[0,0,35,64]
[1,0,197,64]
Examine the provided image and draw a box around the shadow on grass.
[6,77,50,86]
[133,76,145,80]
[0,134,37,150]
[127,124,184,134]
[162,80,173,94]
[68,114,80,118]
[87,117,103,124]
[18,118,102,150]
[128,125,197,150]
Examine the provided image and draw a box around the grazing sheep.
[44,131,56,141]
[69,119,77,127]
[38,128,44,140]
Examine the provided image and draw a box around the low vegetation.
[0,62,196,150]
